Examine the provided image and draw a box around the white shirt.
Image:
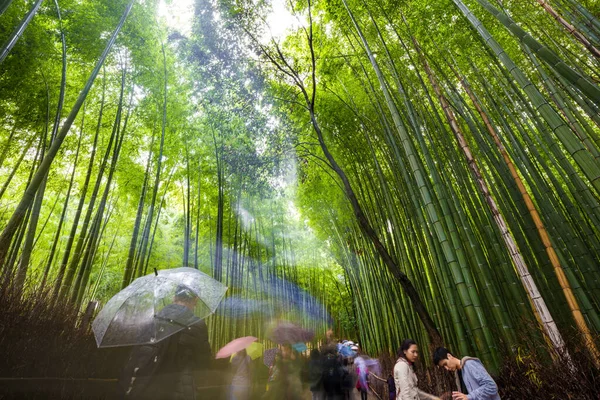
[393,358,439,400]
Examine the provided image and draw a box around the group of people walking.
[304,344,366,400]
[228,332,370,400]
[119,290,500,400]
[304,337,500,400]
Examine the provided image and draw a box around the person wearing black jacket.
[120,286,212,400]
[307,349,324,400]
[322,351,344,400]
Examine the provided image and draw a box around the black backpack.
[119,335,179,399]
[322,356,344,395]
[341,367,354,390]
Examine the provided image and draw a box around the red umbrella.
[216,336,258,359]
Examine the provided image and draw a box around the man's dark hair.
[174,285,196,302]
[433,347,451,366]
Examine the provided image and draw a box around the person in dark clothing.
[322,351,344,400]
[264,345,303,400]
[120,286,212,400]
[341,358,355,400]
[308,349,325,400]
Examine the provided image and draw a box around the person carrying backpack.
[119,286,212,400]
[307,349,325,400]
[322,351,344,400]
[432,347,500,400]
[341,358,355,400]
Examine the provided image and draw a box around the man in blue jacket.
[433,347,501,400]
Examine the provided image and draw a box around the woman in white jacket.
[393,339,439,400]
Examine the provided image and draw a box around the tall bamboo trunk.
[0,137,35,202]
[14,72,53,291]
[42,124,83,287]
[59,76,122,298]
[0,127,17,170]
[194,167,201,270]
[72,80,129,300]
[0,0,136,268]
[458,71,598,359]
[73,112,126,306]
[0,134,42,284]
[134,43,168,279]
[122,129,154,287]
[17,0,68,291]
[213,131,224,281]
[0,0,13,16]
[418,45,568,356]
[258,0,444,347]
[141,167,176,276]
[536,0,600,58]
[183,144,191,267]
[53,76,105,296]
[0,0,44,64]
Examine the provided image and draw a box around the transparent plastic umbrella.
[92,267,227,348]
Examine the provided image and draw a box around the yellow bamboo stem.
[460,77,599,365]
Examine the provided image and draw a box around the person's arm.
[464,362,499,400]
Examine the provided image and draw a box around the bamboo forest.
[1,0,600,398]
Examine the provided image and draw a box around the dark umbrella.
[267,321,314,344]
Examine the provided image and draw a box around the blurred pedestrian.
[264,345,303,400]
[355,362,368,400]
[120,286,212,400]
[308,349,325,400]
[341,358,355,400]
[322,350,344,400]
[230,349,252,400]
